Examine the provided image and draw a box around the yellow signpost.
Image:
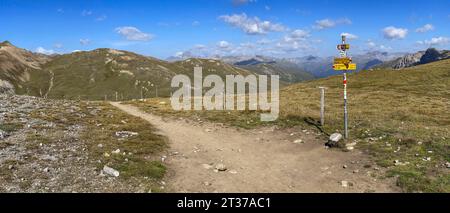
[332,63,356,70]
[333,57,352,64]
[333,35,355,139]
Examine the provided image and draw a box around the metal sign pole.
[341,36,348,139]
[333,35,356,139]
[343,71,348,139]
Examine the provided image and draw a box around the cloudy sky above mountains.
[2,0,449,58]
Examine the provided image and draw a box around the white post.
[319,87,326,126]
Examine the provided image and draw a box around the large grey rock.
[326,133,343,148]
[329,133,343,142]
[293,139,304,144]
[103,165,120,177]
[215,163,227,172]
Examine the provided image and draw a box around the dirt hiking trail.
[110,102,398,193]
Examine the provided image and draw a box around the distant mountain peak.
[420,48,444,64]
[374,48,450,69]
[305,55,318,61]
[233,57,277,66]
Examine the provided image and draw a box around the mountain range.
[170,51,409,78]
[0,41,298,100]
[0,40,448,100]
[220,51,407,78]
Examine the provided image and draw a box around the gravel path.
[110,102,399,193]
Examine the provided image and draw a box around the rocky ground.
[0,94,165,192]
[0,94,403,193]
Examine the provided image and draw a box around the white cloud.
[57,8,64,13]
[79,39,91,45]
[367,40,376,48]
[174,29,314,57]
[340,32,358,40]
[257,38,273,45]
[240,42,255,48]
[174,52,184,57]
[194,44,206,49]
[366,40,392,51]
[275,30,313,53]
[378,45,392,51]
[415,24,434,33]
[96,15,107,21]
[174,51,194,59]
[417,37,450,46]
[313,18,351,30]
[217,41,232,49]
[115,26,153,41]
[290,29,310,39]
[314,19,334,29]
[382,26,408,40]
[283,29,310,43]
[219,13,286,35]
[173,44,213,59]
[265,5,271,11]
[35,47,55,55]
[192,21,200,26]
[81,10,92,16]
[275,40,310,52]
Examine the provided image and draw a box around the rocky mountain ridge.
[375,48,450,69]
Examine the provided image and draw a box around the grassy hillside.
[14,49,265,100]
[0,41,49,93]
[21,51,256,100]
[22,48,180,100]
[130,59,450,192]
[282,60,450,192]
[172,58,253,78]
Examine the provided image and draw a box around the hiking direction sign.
[334,35,355,139]
[333,43,356,71]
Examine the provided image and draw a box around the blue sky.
[1,0,449,59]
